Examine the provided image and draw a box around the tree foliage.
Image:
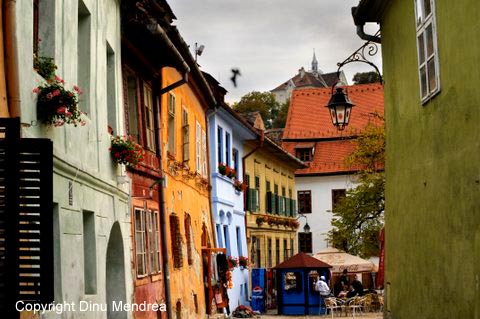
[352,71,381,85]
[327,117,385,258]
[233,91,284,129]
[271,99,290,128]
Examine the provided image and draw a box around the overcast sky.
[169,0,382,104]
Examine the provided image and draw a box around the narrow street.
[260,313,383,319]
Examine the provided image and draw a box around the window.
[33,0,40,56]
[182,109,189,162]
[78,1,91,115]
[217,126,223,165]
[332,189,346,211]
[143,83,155,151]
[223,225,230,255]
[225,132,230,166]
[125,73,140,143]
[298,190,312,214]
[283,239,288,262]
[202,129,207,176]
[135,209,161,277]
[284,272,302,291]
[167,93,176,154]
[290,239,294,257]
[299,232,312,253]
[148,211,161,273]
[415,0,440,102]
[232,148,239,173]
[275,238,280,266]
[274,184,279,214]
[267,238,272,268]
[236,226,243,256]
[195,121,201,172]
[253,236,261,267]
[135,209,147,276]
[184,214,193,265]
[106,42,117,134]
[83,211,96,294]
[295,148,313,162]
[169,214,183,268]
[216,224,222,247]
[254,176,260,210]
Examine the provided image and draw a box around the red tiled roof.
[282,83,384,175]
[283,83,384,139]
[274,252,332,269]
[283,139,361,175]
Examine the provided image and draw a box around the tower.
[311,49,318,74]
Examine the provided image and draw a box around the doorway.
[106,222,127,319]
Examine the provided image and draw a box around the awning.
[313,248,375,273]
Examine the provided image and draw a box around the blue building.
[204,73,258,310]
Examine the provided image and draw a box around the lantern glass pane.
[329,109,337,125]
[336,105,346,125]
[345,107,352,125]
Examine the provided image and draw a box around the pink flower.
[52,89,61,97]
[55,75,65,84]
[32,87,40,94]
[65,112,72,117]
[73,85,82,94]
[80,120,86,126]
[46,93,53,100]
[56,106,67,114]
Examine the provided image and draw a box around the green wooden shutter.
[266,192,272,213]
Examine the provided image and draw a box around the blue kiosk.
[274,253,332,315]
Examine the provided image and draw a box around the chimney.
[299,67,305,78]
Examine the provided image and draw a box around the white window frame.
[182,108,190,163]
[414,0,441,103]
[134,208,148,277]
[148,210,161,274]
[195,121,201,173]
[167,93,176,154]
[202,129,207,177]
[143,83,155,151]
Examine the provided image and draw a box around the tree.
[233,91,280,129]
[352,71,381,85]
[327,116,385,258]
[271,99,290,128]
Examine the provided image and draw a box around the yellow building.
[244,114,306,268]
[161,62,215,318]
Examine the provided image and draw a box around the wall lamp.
[296,213,311,233]
[326,31,383,131]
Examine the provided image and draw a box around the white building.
[282,84,384,254]
[10,1,132,318]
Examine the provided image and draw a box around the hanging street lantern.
[326,87,355,131]
[303,222,311,233]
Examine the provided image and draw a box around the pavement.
[260,311,383,319]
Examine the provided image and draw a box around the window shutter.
[292,200,297,217]
[266,192,272,213]
[0,119,54,317]
[182,124,190,162]
[245,187,251,211]
[286,198,291,216]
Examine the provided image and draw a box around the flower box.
[110,135,144,167]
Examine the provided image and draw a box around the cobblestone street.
[260,313,383,319]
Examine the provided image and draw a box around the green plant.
[233,180,243,192]
[227,256,238,269]
[218,163,227,175]
[34,76,85,127]
[239,256,249,268]
[109,135,144,167]
[33,55,57,80]
[256,216,265,226]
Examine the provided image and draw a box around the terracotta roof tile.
[282,83,384,175]
[283,83,384,139]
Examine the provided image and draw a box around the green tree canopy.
[327,117,385,258]
[232,91,281,129]
[352,71,382,85]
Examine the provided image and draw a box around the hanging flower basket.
[233,180,244,192]
[218,163,227,175]
[256,216,265,226]
[34,75,85,127]
[239,256,249,269]
[226,166,237,179]
[227,256,238,270]
[109,135,144,167]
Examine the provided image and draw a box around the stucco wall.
[295,174,356,253]
[380,1,480,318]
[14,1,132,318]
[161,67,213,318]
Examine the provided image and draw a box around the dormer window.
[294,143,315,162]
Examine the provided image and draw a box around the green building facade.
[353,1,480,318]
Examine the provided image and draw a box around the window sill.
[213,172,234,184]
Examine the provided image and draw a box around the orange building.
[160,31,217,318]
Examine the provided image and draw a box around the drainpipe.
[5,0,19,117]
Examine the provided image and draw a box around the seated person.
[338,285,349,298]
[352,279,365,296]
[346,285,358,298]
